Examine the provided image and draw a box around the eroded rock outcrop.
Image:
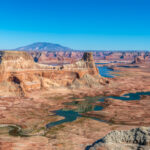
[0,51,41,96]
[88,127,150,150]
[132,55,145,64]
[0,51,104,97]
[29,51,150,64]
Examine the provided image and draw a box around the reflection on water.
[46,91,150,128]
[65,97,104,113]
[75,101,103,113]
[97,66,114,78]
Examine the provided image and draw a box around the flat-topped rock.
[0,51,35,71]
[0,51,33,61]
[0,51,104,97]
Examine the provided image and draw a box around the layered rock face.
[82,52,96,68]
[0,51,40,96]
[28,51,150,64]
[88,127,150,150]
[63,52,98,76]
[0,51,102,97]
[132,55,145,64]
[0,51,37,73]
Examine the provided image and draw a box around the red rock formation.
[132,55,145,64]
[28,51,150,64]
[0,51,100,97]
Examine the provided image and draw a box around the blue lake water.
[95,63,114,78]
[46,110,80,128]
[118,65,139,68]
[97,66,114,78]
[46,91,150,128]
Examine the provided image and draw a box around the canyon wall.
[0,51,102,97]
[28,51,150,64]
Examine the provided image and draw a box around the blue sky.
[0,0,150,50]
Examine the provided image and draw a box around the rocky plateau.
[0,51,106,97]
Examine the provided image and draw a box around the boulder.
[88,127,150,150]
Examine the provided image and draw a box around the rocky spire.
[82,52,96,69]
[82,52,94,62]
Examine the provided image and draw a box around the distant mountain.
[15,42,72,51]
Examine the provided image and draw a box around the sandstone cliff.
[132,55,145,64]
[28,51,150,64]
[0,51,103,97]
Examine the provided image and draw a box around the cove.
[97,66,114,78]
[46,91,150,128]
